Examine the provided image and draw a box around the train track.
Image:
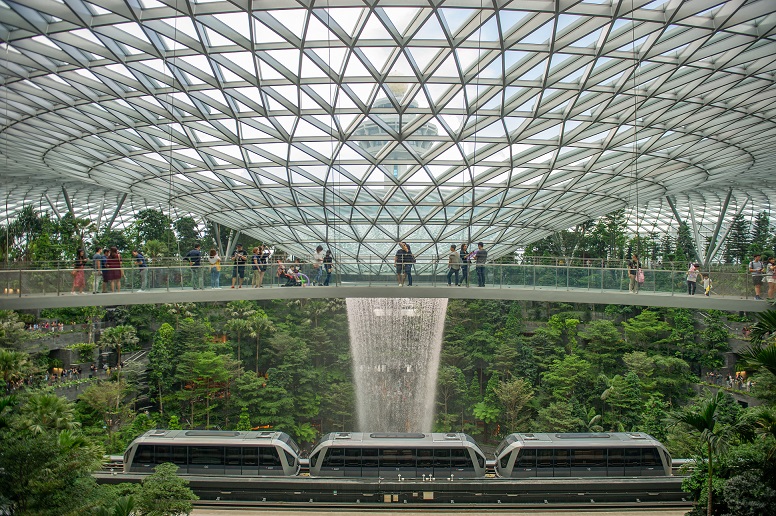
[192,499,694,511]
[96,472,691,509]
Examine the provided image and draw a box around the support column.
[44,193,62,220]
[105,193,127,231]
[61,186,74,217]
[666,195,702,264]
[707,195,750,265]
[703,189,733,268]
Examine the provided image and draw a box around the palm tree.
[247,313,274,375]
[20,392,80,434]
[0,349,29,394]
[224,318,250,363]
[748,309,776,344]
[99,325,139,369]
[737,342,776,377]
[667,391,731,516]
[750,406,776,459]
[164,302,196,330]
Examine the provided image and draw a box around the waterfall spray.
[345,298,448,432]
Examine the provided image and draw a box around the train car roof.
[131,429,297,449]
[315,432,479,447]
[502,432,663,448]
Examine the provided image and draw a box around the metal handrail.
[0,261,759,299]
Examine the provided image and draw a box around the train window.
[515,449,536,468]
[475,451,485,469]
[135,445,154,463]
[243,447,259,466]
[172,446,187,464]
[225,447,242,466]
[451,448,473,469]
[284,450,296,467]
[417,449,433,468]
[624,448,641,466]
[380,448,400,468]
[259,446,282,467]
[555,449,570,467]
[397,449,415,467]
[572,449,605,467]
[495,435,517,456]
[433,448,450,469]
[155,445,172,464]
[608,448,625,467]
[362,448,378,468]
[344,448,361,467]
[277,433,301,454]
[190,447,224,465]
[642,448,660,467]
[322,448,344,467]
[537,449,554,468]
[499,451,511,469]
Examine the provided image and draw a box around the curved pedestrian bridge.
[0,263,768,312]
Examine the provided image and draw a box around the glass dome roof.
[1,0,774,261]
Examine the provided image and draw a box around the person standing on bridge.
[208,248,221,289]
[475,242,488,287]
[132,249,148,291]
[395,242,408,286]
[628,254,641,294]
[749,254,765,300]
[71,249,87,295]
[231,243,247,288]
[686,262,699,295]
[184,243,203,290]
[92,246,105,294]
[447,244,461,286]
[323,249,333,286]
[459,243,470,286]
[766,256,776,300]
[312,245,325,286]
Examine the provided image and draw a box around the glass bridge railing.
[0,261,757,299]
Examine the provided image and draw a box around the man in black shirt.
[184,244,203,290]
[231,243,248,288]
[475,242,488,287]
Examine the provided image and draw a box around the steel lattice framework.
[1,0,775,261]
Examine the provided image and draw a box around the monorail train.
[494,432,672,478]
[124,429,300,476]
[309,432,487,478]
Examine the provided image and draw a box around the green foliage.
[541,354,594,401]
[0,310,29,350]
[99,325,140,366]
[235,406,252,431]
[136,463,198,516]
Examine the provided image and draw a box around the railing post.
[532,263,536,289]
[600,264,604,292]
[19,269,23,298]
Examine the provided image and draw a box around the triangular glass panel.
[359,12,394,41]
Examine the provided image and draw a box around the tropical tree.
[99,325,139,368]
[0,348,29,394]
[79,380,132,445]
[136,462,198,516]
[247,312,274,375]
[148,323,175,415]
[95,496,136,516]
[668,391,736,516]
[494,376,534,433]
[19,392,81,434]
[224,300,256,363]
[750,406,776,459]
[0,310,28,350]
[164,303,196,330]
